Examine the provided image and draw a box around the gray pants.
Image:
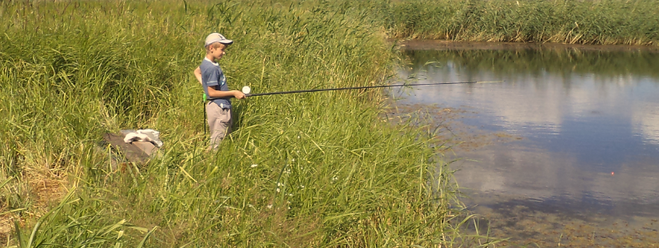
[206,102,232,150]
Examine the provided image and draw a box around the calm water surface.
[393,43,659,246]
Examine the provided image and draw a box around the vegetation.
[385,0,659,45]
[2,0,657,246]
[0,0,474,246]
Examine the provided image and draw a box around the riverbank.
[0,0,470,246]
[384,0,659,46]
[399,40,659,52]
[3,0,657,246]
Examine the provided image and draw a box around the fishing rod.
[241,81,503,97]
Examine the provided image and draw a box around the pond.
[393,41,659,247]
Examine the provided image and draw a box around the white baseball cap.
[205,33,233,47]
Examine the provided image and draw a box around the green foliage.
[10,0,653,245]
[384,0,659,45]
[0,0,482,246]
[11,188,156,248]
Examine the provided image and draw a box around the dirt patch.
[0,165,69,245]
[0,219,10,246]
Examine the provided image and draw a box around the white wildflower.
[251,164,258,168]
[267,204,273,209]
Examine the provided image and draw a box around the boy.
[194,33,245,150]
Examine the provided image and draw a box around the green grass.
[4,0,655,246]
[0,0,480,246]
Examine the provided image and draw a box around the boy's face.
[209,43,227,61]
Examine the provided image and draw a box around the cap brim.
[205,40,233,47]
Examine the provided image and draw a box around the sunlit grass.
[0,0,480,246]
[384,0,659,46]
[6,0,650,245]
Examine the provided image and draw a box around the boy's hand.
[233,90,246,99]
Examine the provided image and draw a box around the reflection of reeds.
[405,48,659,79]
[0,0,491,246]
[384,0,659,46]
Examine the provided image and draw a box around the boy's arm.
[207,86,246,99]
[194,67,202,85]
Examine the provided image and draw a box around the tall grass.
[383,0,659,45]
[0,0,481,246]
[7,0,652,245]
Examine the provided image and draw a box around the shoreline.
[397,39,659,52]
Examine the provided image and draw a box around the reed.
[12,0,652,245]
[0,0,486,246]
[383,0,659,46]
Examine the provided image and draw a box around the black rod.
[245,81,502,97]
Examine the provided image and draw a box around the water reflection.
[634,103,659,145]
[394,44,659,245]
[458,143,659,211]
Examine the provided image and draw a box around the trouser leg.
[206,102,232,150]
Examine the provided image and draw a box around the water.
[393,42,659,246]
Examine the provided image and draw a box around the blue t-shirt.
[200,58,231,109]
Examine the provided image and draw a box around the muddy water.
[393,42,659,247]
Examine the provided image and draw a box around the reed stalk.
[0,0,483,246]
[384,0,659,46]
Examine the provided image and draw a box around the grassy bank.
[0,0,477,246]
[6,0,654,246]
[384,0,659,46]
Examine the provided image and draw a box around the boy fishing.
[194,33,245,150]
